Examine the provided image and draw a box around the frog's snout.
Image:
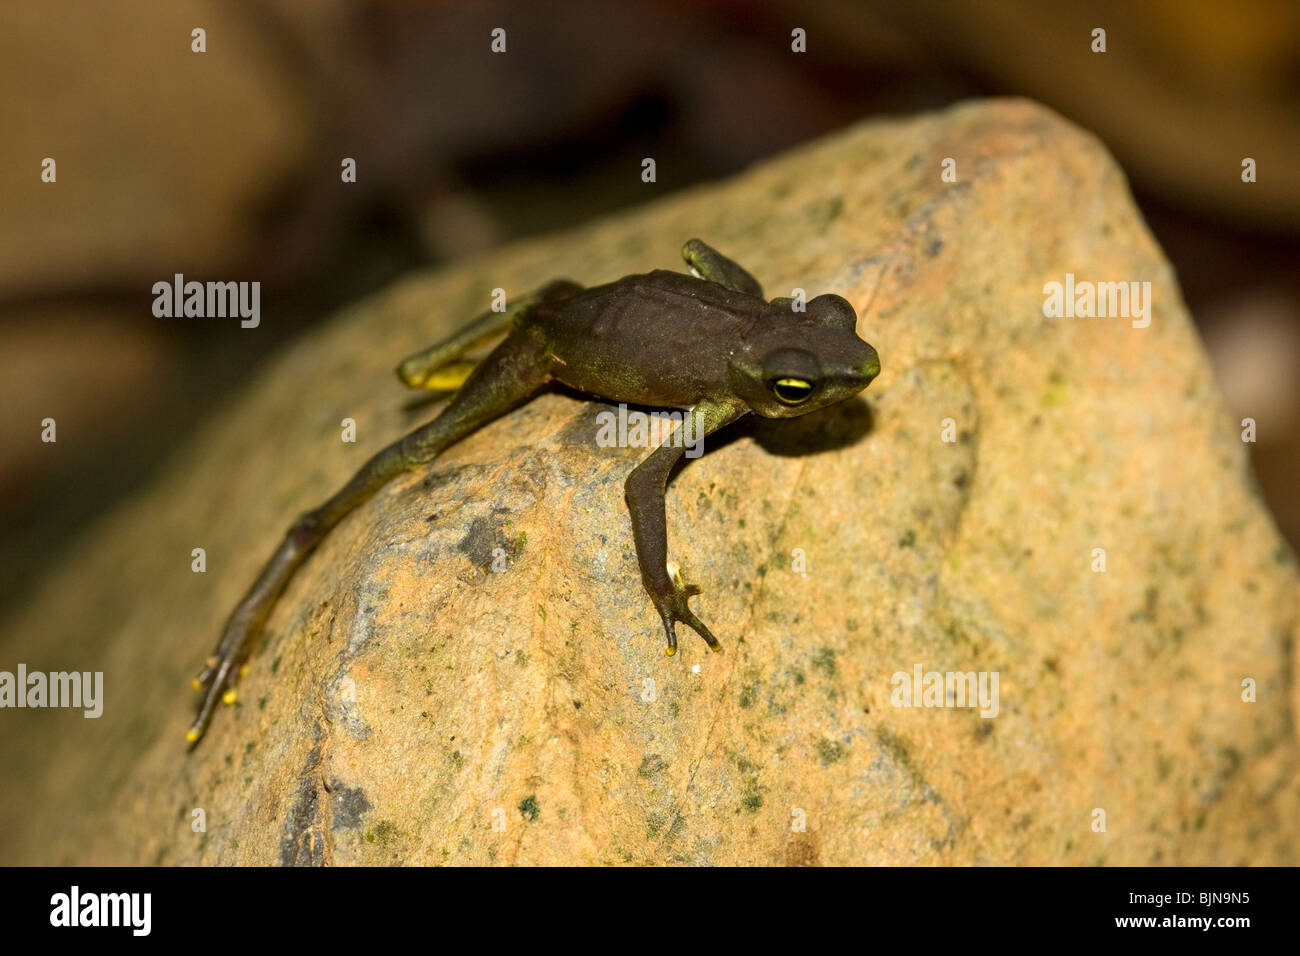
[859,344,881,384]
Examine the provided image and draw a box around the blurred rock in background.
[1,0,1297,615]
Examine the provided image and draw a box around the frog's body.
[188,240,879,745]
[530,268,876,414]
[530,271,751,407]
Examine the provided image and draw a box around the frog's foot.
[188,602,263,745]
[654,561,722,656]
[188,647,247,745]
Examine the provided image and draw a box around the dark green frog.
[189,240,880,744]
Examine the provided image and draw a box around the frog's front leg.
[623,398,747,655]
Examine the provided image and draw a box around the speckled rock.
[1,99,1296,865]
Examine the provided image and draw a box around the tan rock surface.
[1,99,1296,865]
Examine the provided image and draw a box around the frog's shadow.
[401,387,876,458]
[721,394,875,458]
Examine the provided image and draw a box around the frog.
[187,239,880,744]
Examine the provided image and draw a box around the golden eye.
[771,377,814,405]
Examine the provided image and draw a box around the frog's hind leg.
[397,279,581,389]
[681,239,763,298]
[189,331,555,745]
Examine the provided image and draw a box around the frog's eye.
[771,377,814,405]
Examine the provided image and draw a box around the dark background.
[2,0,1298,620]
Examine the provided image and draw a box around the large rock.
[1,99,1296,865]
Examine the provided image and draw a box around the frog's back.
[526,269,764,407]
[533,270,756,335]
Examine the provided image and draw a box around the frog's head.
[731,293,880,418]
